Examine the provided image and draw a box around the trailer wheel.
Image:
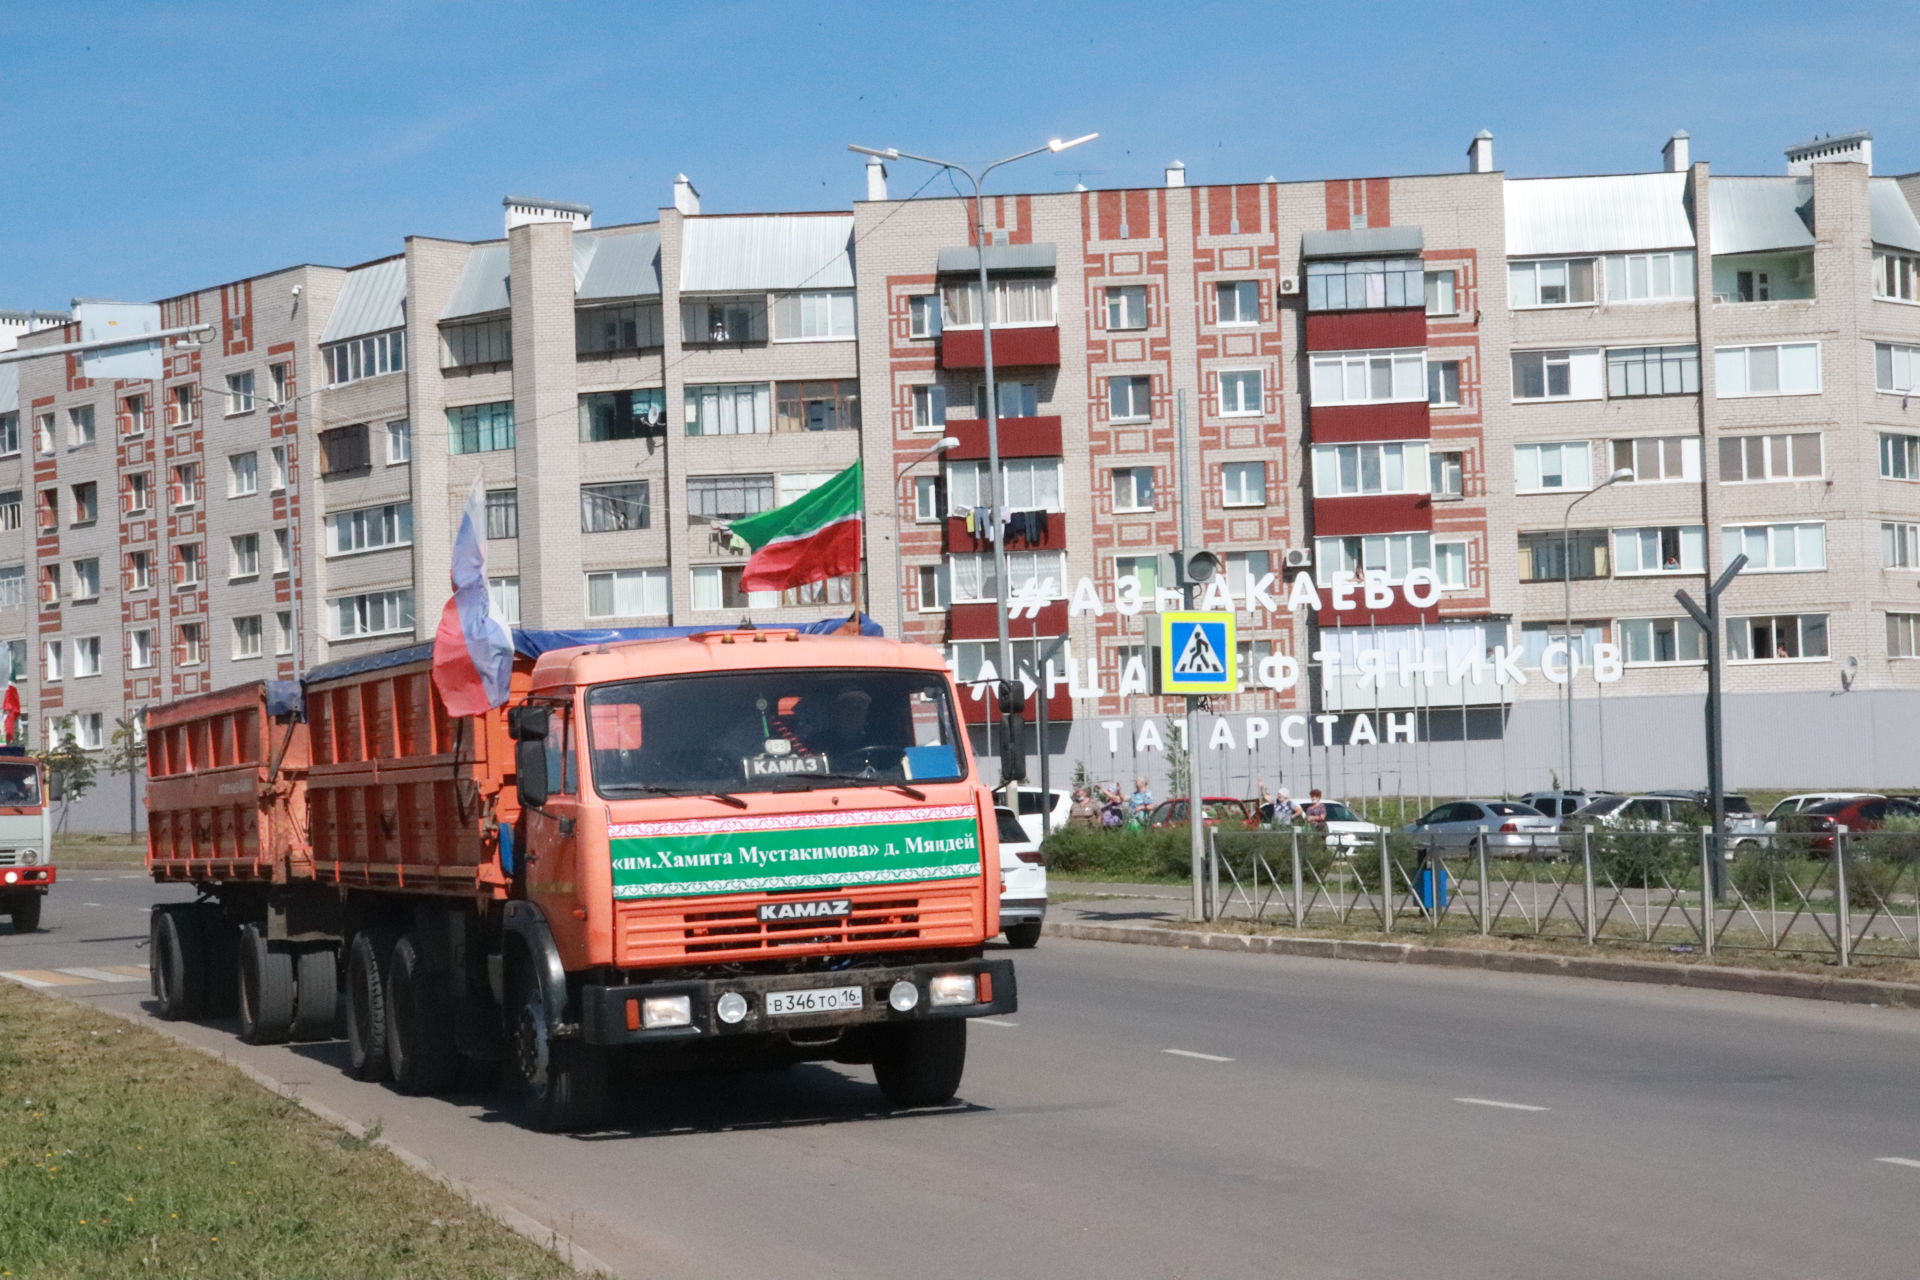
[386,934,460,1096]
[237,922,296,1045]
[150,905,207,1021]
[872,1019,967,1108]
[290,945,341,1042]
[8,894,42,934]
[504,961,607,1132]
[345,928,399,1081]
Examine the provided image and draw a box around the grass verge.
[49,835,146,869]
[0,982,579,1279]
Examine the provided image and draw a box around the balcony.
[1309,401,1431,444]
[1310,494,1432,537]
[1712,252,1814,303]
[939,325,1060,370]
[942,414,1061,461]
[1304,309,1426,353]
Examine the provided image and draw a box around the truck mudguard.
[502,899,568,1023]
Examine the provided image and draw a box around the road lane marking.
[57,967,145,984]
[1876,1157,1920,1170]
[1163,1049,1234,1063]
[1455,1097,1550,1112]
[2,970,91,988]
[974,1018,1019,1028]
[101,964,150,978]
[84,901,103,906]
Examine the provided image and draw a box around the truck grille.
[616,882,984,965]
[0,850,32,867]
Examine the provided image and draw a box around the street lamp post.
[849,133,1097,787]
[1561,467,1633,792]
[890,436,961,634]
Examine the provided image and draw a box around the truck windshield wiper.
[605,783,748,809]
[769,772,926,801]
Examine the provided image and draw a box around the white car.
[1001,787,1073,845]
[994,806,1046,949]
[1311,801,1388,850]
[1762,793,1880,835]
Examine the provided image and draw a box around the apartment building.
[6,127,1920,829]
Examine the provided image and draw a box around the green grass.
[50,835,146,869]
[0,982,582,1279]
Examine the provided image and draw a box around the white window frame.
[1108,375,1152,422]
[228,451,258,497]
[1513,441,1594,494]
[1433,539,1469,590]
[225,370,256,415]
[1606,345,1701,398]
[1609,436,1700,484]
[232,615,263,661]
[70,557,100,600]
[1875,341,1920,394]
[323,329,405,388]
[1890,613,1920,659]
[1313,531,1434,584]
[1427,359,1461,407]
[1727,613,1829,664]
[1430,450,1465,500]
[1221,461,1266,508]
[1714,342,1822,398]
[1883,432,1920,482]
[938,276,1056,329]
[908,294,942,339]
[913,474,944,523]
[585,567,669,619]
[329,589,415,640]
[1883,521,1920,569]
[1105,285,1148,331]
[1511,348,1603,402]
[73,635,101,679]
[1309,349,1426,406]
[128,628,154,670]
[1723,522,1827,574]
[684,383,771,437]
[488,577,522,625]
[42,640,61,682]
[1876,250,1920,304]
[771,289,857,342]
[385,420,411,464]
[1313,441,1432,497]
[67,405,95,448]
[1111,466,1155,513]
[1720,432,1823,484]
[946,458,1063,512]
[229,534,260,580]
[915,563,949,612]
[275,611,293,656]
[1603,251,1697,303]
[910,385,947,433]
[269,444,288,490]
[1424,270,1458,316]
[1218,369,1262,416]
[326,503,414,557]
[1509,257,1598,308]
[1617,616,1707,666]
[1612,525,1706,576]
[1215,280,1260,325]
[947,550,1068,604]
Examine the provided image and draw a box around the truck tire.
[237,922,296,1045]
[1002,921,1042,950]
[505,962,607,1132]
[345,928,398,1081]
[8,894,42,934]
[290,945,341,1042]
[872,1019,967,1108]
[150,906,207,1021]
[386,934,460,1096]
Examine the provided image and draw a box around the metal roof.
[1504,172,1695,257]
[319,257,407,343]
[933,243,1058,274]
[679,215,854,293]
[0,363,17,415]
[577,228,662,300]
[1300,226,1423,259]
[1708,178,1813,255]
[1870,180,1920,253]
[440,243,511,319]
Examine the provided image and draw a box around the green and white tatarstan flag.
[729,460,863,593]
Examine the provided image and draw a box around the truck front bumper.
[578,956,1018,1046]
[0,866,54,893]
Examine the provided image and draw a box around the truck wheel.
[345,928,398,1081]
[9,894,42,934]
[872,1019,967,1108]
[1002,921,1042,950]
[386,934,460,1096]
[290,945,341,1042]
[150,906,207,1021]
[237,922,296,1045]
[505,964,607,1132]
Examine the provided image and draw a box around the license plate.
[765,986,864,1017]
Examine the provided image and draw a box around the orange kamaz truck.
[144,623,1015,1129]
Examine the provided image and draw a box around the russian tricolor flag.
[432,475,514,717]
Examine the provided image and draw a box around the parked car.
[993,806,1046,949]
[1785,796,1920,855]
[1295,801,1388,850]
[1644,790,1767,847]
[1147,797,1259,830]
[1568,794,1710,831]
[1519,789,1618,820]
[998,786,1073,844]
[1402,800,1559,855]
[1762,793,1881,836]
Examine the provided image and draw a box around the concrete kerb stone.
[1043,921,1920,1009]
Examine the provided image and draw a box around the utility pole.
[1176,390,1207,922]
[1676,553,1746,898]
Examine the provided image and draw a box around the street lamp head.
[1049,132,1099,153]
[935,437,960,451]
[847,144,900,160]
[1604,467,1634,485]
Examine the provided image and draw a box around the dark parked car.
[1786,796,1920,853]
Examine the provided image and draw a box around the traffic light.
[1175,549,1222,588]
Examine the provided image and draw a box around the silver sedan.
[1402,800,1560,856]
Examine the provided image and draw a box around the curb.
[1043,921,1920,1009]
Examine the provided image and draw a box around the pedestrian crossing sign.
[1160,611,1238,695]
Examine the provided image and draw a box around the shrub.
[1039,825,1195,880]
[1592,825,1689,889]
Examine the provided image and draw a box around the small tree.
[35,729,98,834]
[104,717,146,838]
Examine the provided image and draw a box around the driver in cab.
[801,686,872,763]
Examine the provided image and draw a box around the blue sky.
[3,0,1915,310]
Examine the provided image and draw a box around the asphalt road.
[7,874,1920,1280]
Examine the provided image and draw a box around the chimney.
[1662,130,1690,172]
[1466,130,1494,174]
[673,173,701,215]
[1785,130,1872,175]
[865,157,889,202]
[501,195,592,234]
[1165,160,1186,188]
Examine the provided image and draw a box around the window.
[1223,551,1270,597]
[40,565,60,606]
[265,445,286,492]
[938,276,1056,328]
[1315,532,1433,583]
[681,296,766,344]
[330,589,414,639]
[225,371,256,415]
[178,623,204,666]
[0,412,15,457]
[1610,436,1700,483]
[690,565,758,612]
[1115,554,1160,595]
[1309,349,1426,405]
[128,628,153,669]
[127,551,152,591]
[43,640,61,682]
[228,452,258,497]
[480,489,517,540]
[1884,522,1920,568]
[687,474,774,522]
[384,420,411,464]
[174,543,201,588]
[71,558,100,600]
[908,294,942,339]
[973,381,1039,420]
[946,458,1062,511]
[274,612,293,656]
[1216,281,1259,324]
[1430,450,1464,500]
[1434,540,1468,589]
[447,401,515,454]
[1518,529,1609,582]
[1306,258,1424,311]
[1520,622,1607,668]
[1724,522,1826,573]
[1313,441,1431,497]
[911,385,947,431]
[0,565,20,609]
[1513,442,1592,493]
[67,405,95,448]
[327,503,413,556]
[578,388,666,442]
[1607,345,1700,397]
[1613,525,1706,575]
[1428,360,1461,406]
[1720,433,1821,483]
[779,576,855,608]
[913,474,944,522]
[1875,342,1919,394]
[915,564,949,611]
[952,637,1073,690]
[70,482,97,525]
[170,464,200,508]
[224,533,258,580]
[1222,461,1266,508]
[488,577,521,624]
[268,362,290,406]
[122,394,147,436]
[586,568,669,618]
[1883,433,1920,481]
[35,413,52,454]
[1106,285,1147,331]
[1218,370,1262,416]
[576,302,663,354]
[323,329,405,386]
[581,481,650,532]
[38,490,58,532]
[684,383,770,436]
[949,550,1068,603]
[0,491,18,531]
[1512,348,1603,401]
[1890,613,1920,659]
[1604,251,1696,302]
[273,529,290,575]
[1728,614,1828,662]
[75,712,104,749]
[1878,251,1920,303]
[320,423,371,474]
[170,383,195,426]
[1716,343,1821,397]
[440,316,511,367]
[1424,270,1458,316]
[1112,467,1155,512]
[233,616,263,660]
[775,379,859,433]
[1509,258,1597,307]
[70,636,100,678]
[772,290,856,341]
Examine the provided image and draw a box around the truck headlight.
[641,995,692,1028]
[888,980,920,1012]
[2,870,16,885]
[19,850,38,866]
[929,974,977,1006]
[715,992,749,1024]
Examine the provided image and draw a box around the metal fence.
[1204,825,1920,969]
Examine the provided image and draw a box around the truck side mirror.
[507,705,550,741]
[515,737,549,810]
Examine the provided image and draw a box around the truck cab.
[0,749,52,933]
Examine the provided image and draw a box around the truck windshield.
[584,668,967,797]
[0,763,40,806]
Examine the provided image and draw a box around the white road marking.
[57,967,144,984]
[89,876,110,882]
[1876,1157,1920,1170]
[1455,1097,1550,1112]
[83,901,103,907]
[1163,1048,1234,1063]
[1,971,63,988]
[974,1018,1020,1029]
